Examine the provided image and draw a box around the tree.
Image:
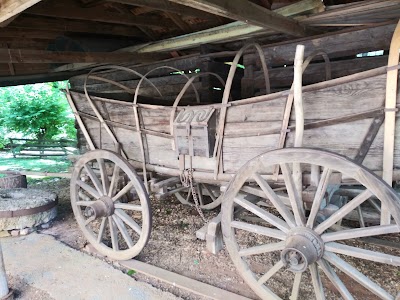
[0,82,76,142]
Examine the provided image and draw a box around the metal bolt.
[84,207,94,217]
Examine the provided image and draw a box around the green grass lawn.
[0,151,71,173]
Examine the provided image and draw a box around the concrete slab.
[1,233,181,300]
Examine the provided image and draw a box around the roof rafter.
[168,0,312,37]
[0,48,169,63]
[110,0,215,20]
[26,1,172,29]
[9,16,147,38]
[0,0,42,26]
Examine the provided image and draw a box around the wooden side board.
[69,68,400,177]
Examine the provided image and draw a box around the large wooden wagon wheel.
[71,149,151,260]
[222,148,400,300]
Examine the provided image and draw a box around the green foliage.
[0,155,71,173]
[0,81,76,144]
[0,127,8,149]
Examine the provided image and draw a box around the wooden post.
[382,20,400,225]
[293,45,305,200]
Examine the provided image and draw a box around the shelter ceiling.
[0,0,398,85]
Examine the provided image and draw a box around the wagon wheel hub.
[84,196,115,219]
[281,228,323,273]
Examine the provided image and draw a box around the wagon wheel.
[222,148,400,300]
[71,149,151,260]
[174,183,222,210]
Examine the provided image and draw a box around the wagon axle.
[84,196,115,219]
[281,228,323,273]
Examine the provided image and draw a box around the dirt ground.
[16,177,400,300]
[27,177,257,300]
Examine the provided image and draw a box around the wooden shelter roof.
[0,0,399,86]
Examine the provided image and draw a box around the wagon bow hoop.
[214,43,271,179]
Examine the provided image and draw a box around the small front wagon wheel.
[222,148,400,300]
[71,149,151,260]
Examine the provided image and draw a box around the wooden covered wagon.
[64,21,400,300]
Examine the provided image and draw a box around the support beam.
[53,0,323,71]
[168,0,311,37]
[0,69,86,87]
[0,0,41,26]
[0,13,19,28]
[0,28,60,39]
[0,49,169,64]
[26,1,172,29]
[0,38,49,49]
[129,0,323,52]
[110,0,215,20]
[165,12,192,32]
[9,16,147,38]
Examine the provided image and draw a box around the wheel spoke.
[114,209,142,236]
[239,241,285,257]
[112,181,134,202]
[231,221,286,240]
[84,163,103,196]
[309,263,325,300]
[97,217,107,243]
[186,189,192,202]
[196,184,204,206]
[325,242,400,266]
[290,273,302,300]
[322,225,399,242]
[108,164,120,197]
[307,168,332,228]
[324,252,394,300]
[76,201,92,207]
[258,260,284,285]
[97,158,110,195]
[114,203,143,211]
[108,216,119,251]
[253,172,296,228]
[280,163,306,226]
[234,195,290,232]
[368,198,381,212]
[315,190,372,234]
[112,215,134,248]
[76,179,100,199]
[202,184,217,202]
[318,259,354,300]
[356,206,365,227]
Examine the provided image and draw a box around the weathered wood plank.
[169,0,310,37]
[303,0,400,27]
[26,1,172,29]
[227,74,389,123]
[73,73,201,93]
[0,0,41,26]
[254,55,388,89]
[244,23,396,67]
[111,0,215,19]
[9,15,146,38]
[0,27,60,39]
[120,259,252,300]
[0,49,168,64]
